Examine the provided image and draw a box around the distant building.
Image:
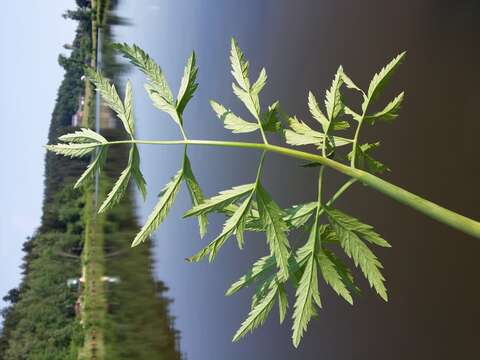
[71,112,83,127]
[100,104,117,129]
[71,95,85,127]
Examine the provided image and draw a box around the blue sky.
[0,1,77,309]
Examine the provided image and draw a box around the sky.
[0,1,77,309]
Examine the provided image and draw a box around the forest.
[0,1,181,358]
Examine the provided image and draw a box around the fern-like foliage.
[45,142,98,158]
[210,38,280,141]
[74,146,108,189]
[256,183,290,281]
[46,38,409,348]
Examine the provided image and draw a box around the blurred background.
[0,1,479,359]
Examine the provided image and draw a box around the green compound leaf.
[132,168,184,247]
[177,51,198,116]
[46,43,410,349]
[184,183,255,218]
[210,100,259,133]
[183,154,208,239]
[256,183,291,281]
[325,207,388,301]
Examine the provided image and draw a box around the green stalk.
[350,99,369,167]
[258,122,268,144]
[350,121,363,167]
[104,138,480,238]
[177,113,188,140]
[314,166,325,248]
[254,150,267,186]
[317,178,357,219]
[179,125,188,141]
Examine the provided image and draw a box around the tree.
[2,289,20,305]
[75,0,91,8]
[62,9,90,22]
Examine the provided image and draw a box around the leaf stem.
[103,138,480,238]
[178,115,188,140]
[258,121,268,145]
[316,178,357,219]
[326,178,357,207]
[314,166,325,247]
[350,123,362,167]
[179,126,188,141]
[317,166,325,207]
[254,150,267,186]
[350,98,371,167]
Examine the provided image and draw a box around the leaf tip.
[130,239,141,248]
